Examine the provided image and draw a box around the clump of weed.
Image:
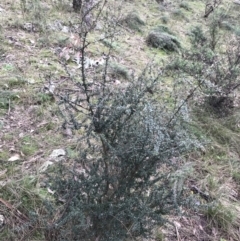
[121,12,145,32]
[7,18,25,30]
[146,26,181,52]
[0,27,6,58]
[160,15,169,24]
[0,91,20,109]
[45,122,55,131]
[195,113,233,145]
[37,34,52,48]
[1,64,15,73]
[21,145,38,156]
[0,149,10,161]
[20,0,48,33]
[205,203,236,232]
[20,136,39,156]
[155,230,165,241]
[100,39,115,48]
[179,1,191,11]
[219,21,234,31]
[234,27,240,36]
[33,93,54,105]
[7,77,26,88]
[0,176,48,240]
[51,0,72,11]
[153,25,174,35]
[172,9,185,19]
[109,63,130,80]
[232,171,240,184]
[2,134,14,142]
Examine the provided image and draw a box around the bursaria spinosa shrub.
[44,65,200,240]
[167,23,240,116]
[43,1,200,240]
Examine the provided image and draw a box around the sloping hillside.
[0,0,240,240]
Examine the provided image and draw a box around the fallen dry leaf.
[8,154,21,162]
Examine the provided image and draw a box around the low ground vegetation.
[146,26,181,52]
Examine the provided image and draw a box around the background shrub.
[146,26,181,52]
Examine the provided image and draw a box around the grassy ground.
[0,0,240,240]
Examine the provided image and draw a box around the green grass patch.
[2,133,15,142]
[0,149,10,161]
[205,203,236,232]
[1,63,15,72]
[7,77,26,88]
[232,171,240,184]
[33,93,55,105]
[20,136,39,156]
[0,175,48,240]
[0,91,20,109]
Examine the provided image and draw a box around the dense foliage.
[45,63,199,240]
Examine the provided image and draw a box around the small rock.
[39,160,53,173]
[40,149,66,172]
[27,78,35,84]
[49,149,66,158]
[0,7,5,12]
[43,82,55,94]
[61,26,69,33]
[0,214,5,230]
[62,127,73,137]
